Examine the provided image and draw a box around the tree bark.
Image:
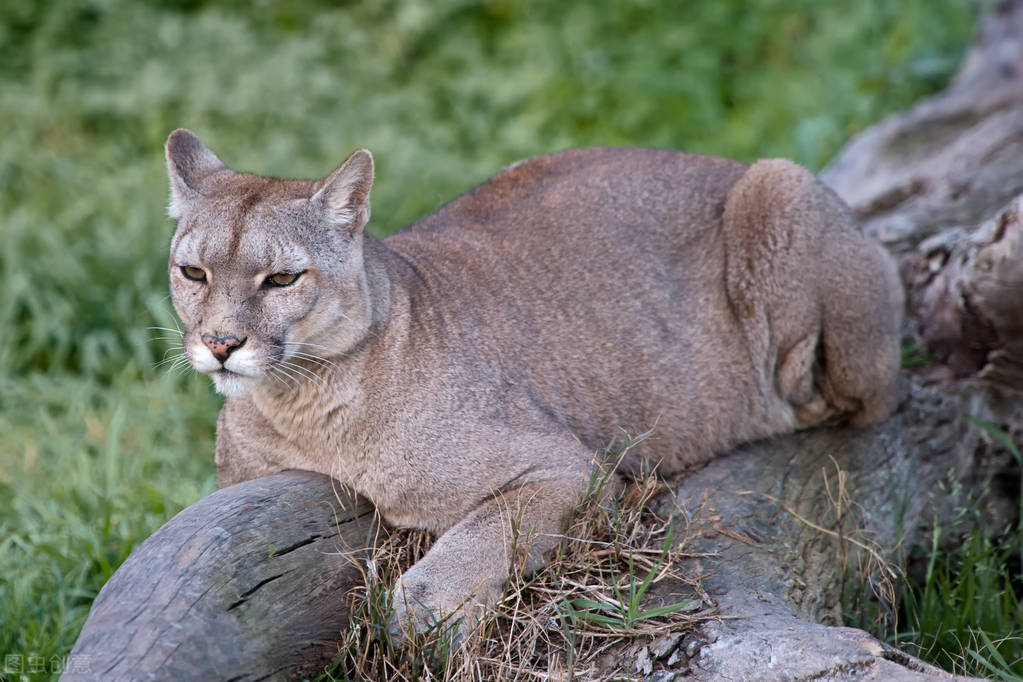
[64,3,1023,680]
[61,471,377,682]
[820,0,1023,256]
[656,377,986,680]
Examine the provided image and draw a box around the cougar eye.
[180,266,207,282]
[265,271,303,288]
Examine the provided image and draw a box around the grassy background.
[0,0,994,679]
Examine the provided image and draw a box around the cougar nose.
[201,333,247,364]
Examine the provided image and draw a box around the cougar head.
[164,129,374,396]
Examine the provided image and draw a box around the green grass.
[844,418,1023,679]
[0,0,991,679]
[0,374,218,665]
[847,517,1023,679]
[897,420,1023,678]
[558,529,693,633]
[897,529,1023,678]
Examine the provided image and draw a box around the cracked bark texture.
[64,2,1023,680]
[62,471,376,681]
[655,378,988,681]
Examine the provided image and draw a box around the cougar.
[165,129,903,639]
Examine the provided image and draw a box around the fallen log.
[658,376,982,680]
[61,471,376,681]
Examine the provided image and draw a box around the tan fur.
[165,130,904,638]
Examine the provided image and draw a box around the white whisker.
[147,326,184,335]
[281,341,343,354]
[283,361,328,389]
[265,366,293,390]
[286,351,340,372]
[280,360,326,388]
[273,363,305,389]
[169,358,193,377]
[273,343,345,370]
[276,370,295,389]
[155,352,187,369]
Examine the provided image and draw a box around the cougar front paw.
[388,572,482,644]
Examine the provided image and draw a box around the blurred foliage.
[0,374,218,670]
[0,0,979,382]
[0,0,984,678]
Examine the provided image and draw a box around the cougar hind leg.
[722,158,903,428]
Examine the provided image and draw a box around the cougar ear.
[312,149,374,234]
[165,129,228,219]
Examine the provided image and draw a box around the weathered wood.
[659,377,982,680]
[903,196,1023,386]
[61,471,376,682]
[820,0,1023,255]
